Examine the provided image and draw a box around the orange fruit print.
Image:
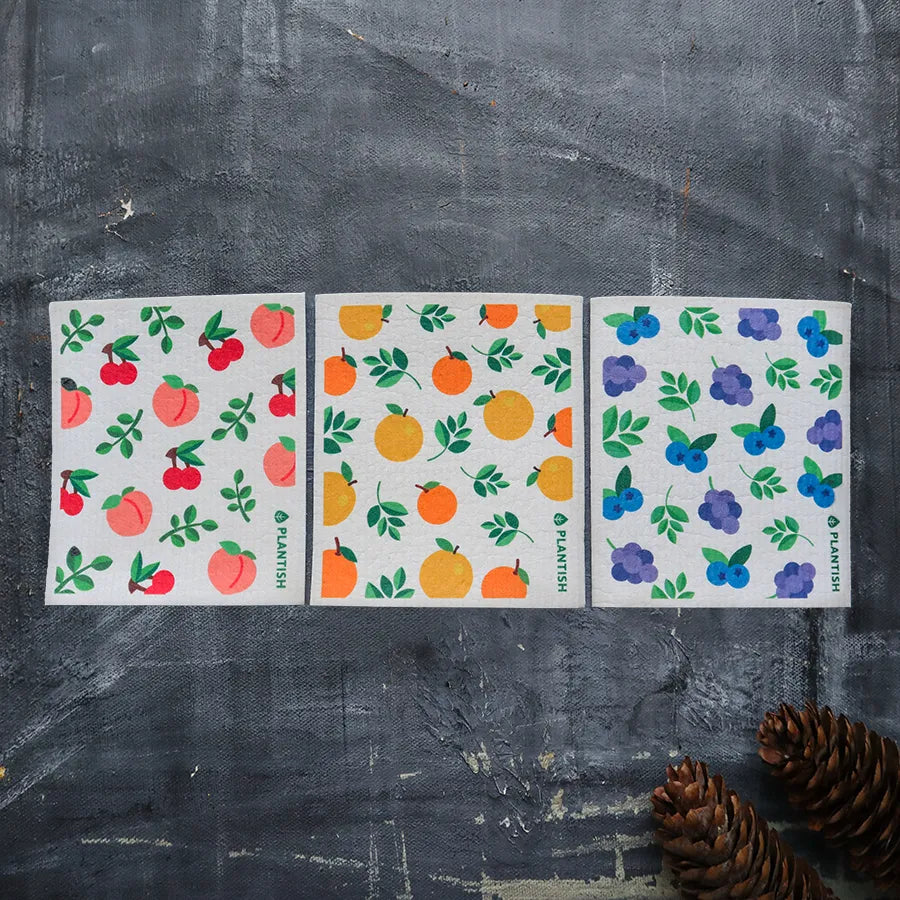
[481,559,529,599]
[431,347,472,395]
[419,540,473,598]
[322,538,357,597]
[478,304,518,328]
[416,483,457,525]
[324,348,357,396]
[208,541,257,594]
[374,407,423,461]
[545,407,573,447]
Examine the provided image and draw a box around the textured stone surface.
[0,0,897,897]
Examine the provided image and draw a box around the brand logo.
[274,511,288,588]
[829,517,841,593]
[555,515,568,592]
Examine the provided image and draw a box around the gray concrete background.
[1,0,897,897]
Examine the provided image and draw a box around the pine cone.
[758,701,900,891]
[652,756,836,899]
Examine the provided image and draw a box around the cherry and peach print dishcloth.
[48,294,304,604]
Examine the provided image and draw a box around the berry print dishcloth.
[591,296,850,608]
[48,294,304,604]
[311,293,584,607]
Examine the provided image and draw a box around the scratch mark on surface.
[606,795,646,816]
[681,167,691,224]
[398,770,421,780]
[461,741,490,774]
[367,821,380,899]
[632,750,651,760]
[0,746,82,811]
[190,765,199,778]
[81,836,173,848]
[346,28,364,41]
[293,853,367,870]
[537,750,554,770]
[0,765,6,779]
[228,848,257,858]
[474,812,485,825]
[398,828,413,899]
[545,788,567,822]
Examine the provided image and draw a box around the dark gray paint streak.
[1,1,898,897]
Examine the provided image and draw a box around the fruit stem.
[341,347,347,362]
[708,476,714,491]
[334,537,342,556]
[452,545,459,555]
[271,373,284,394]
[414,484,428,493]
[606,537,617,550]
[543,426,556,437]
[479,314,487,325]
[60,469,72,488]
[128,578,147,593]
[489,390,495,399]
[102,343,114,362]
[198,333,215,350]
[513,559,520,575]
[445,346,453,357]
[710,355,719,369]
[402,408,408,417]
[166,447,180,468]
[533,466,541,473]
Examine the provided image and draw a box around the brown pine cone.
[652,756,836,899]
[758,701,900,891]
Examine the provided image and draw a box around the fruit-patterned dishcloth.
[48,294,304,604]
[311,293,584,606]
[591,296,850,607]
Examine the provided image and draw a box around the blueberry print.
[664,426,716,474]
[635,314,660,338]
[732,403,785,456]
[738,308,781,341]
[807,409,842,452]
[603,304,659,346]
[609,540,658,584]
[602,355,646,397]
[797,316,820,341]
[666,441,688,466]
[602,465,642,520]
[616,321,640,345]
[602,495,625,520]
[684,449,708,473]
[709,358,753,407]
[698,479,742,534]
[798,309,843,358]
[703,545,752,589]
[774,562,816,599]
[797,456,842,509]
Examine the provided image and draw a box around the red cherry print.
[163,468,183,490]
[145,570,175,595]
[181,466,201,490]
[269,394,294,417]
[208,349,229,371]
[100,362,120,385]
[118,361,138,385]
[222,338,244,361]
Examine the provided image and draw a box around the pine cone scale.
[758,701,900,891]
[652,756,836,899]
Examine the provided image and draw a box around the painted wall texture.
[1,0,898,897]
